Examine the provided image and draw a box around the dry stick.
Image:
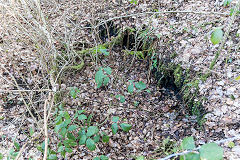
[43,93,52,160]
[1,65,41,129]
[158,134,240,160]
[15,130,44,160]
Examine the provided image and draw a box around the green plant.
[127,80,149,94]
[211,28,223,45]
[115,94,125,103]
[50,104,132,158]
[111,116,132,134]
[180,136,223,160]
[0,153,3,160]
[93,155,109,160]
[95,67,112,88]
[129,0,138,5]
[69,87,80,99]
[224,0,232,7]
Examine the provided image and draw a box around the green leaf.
[78,114,87,120]
[103,77,110,86]
[235,75,240,80]
[86,138,96,151]
[87,126,99,137]
[145,89,151,93]
[57,146,64,152]
[112,116,119,123]
[135,81,146,90]
[68,125,78,131]
[93,134,100,143]
[69,87,80,99]
[180,152,200,160]
[79,135,87,145]
[128,84,134,93]
[100,155,109,160]
[63,111,70,120]
[78,110,85,114]
[0,153,3,160]
[14,141,20,151]
[211,28,223,45]
[29,127,34,137]
[48,154,57,160]
[67,132,76,141]
[228,141,235,148]
[116,95,125,103]
[60,127,67,138]
[95,70,105,88]
[111,123,118,135]
[103,67,112,75]
[199,143,223,160]
[136,156,145,160]
[65,147,73,153]
[181,136,195,150]
[93,157,100,160]
[224,0,232,7]
[63,139,77,148]
[102,135,109,143]
[100,49,109,56]
[120,123,132,132]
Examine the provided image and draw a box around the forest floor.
[0,0,240,160]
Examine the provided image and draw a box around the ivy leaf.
[111,123,118,135]
[86,138,96,151]
[211,28,223,45]
[199,143,223,160]
[120,123,132,132]
[135,81,146,90]
[86,126,99,137]
[112,116,119,123]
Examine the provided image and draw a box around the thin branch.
[43,93,52,160]
[85,10,229,30]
